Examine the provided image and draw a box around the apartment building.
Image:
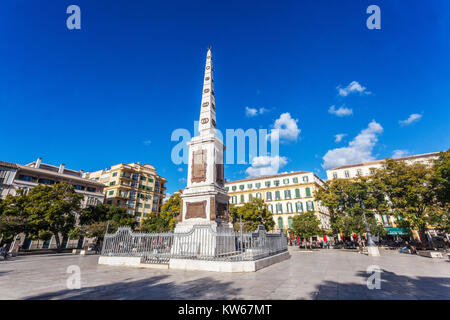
[84,162,167,225]
[0,158,106,251]
[325,151,441,238]
[326,152,440,180]
[225,171,331,238]
[0,158,105,206]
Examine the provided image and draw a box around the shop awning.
[385,227,408,235]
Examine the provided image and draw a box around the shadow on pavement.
[25,275,242,300]
[315,269,450,300]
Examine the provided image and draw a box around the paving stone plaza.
[1,248,449,300]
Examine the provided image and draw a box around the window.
[247,184,252,189]
[140,176,146,181]
[295,202,303,213]
[283,178,289,184]
[38,178,55,185]
[284,190,291,199]
[303,176,309,182]
[256,192,262,198]
[255,182,261,188]
[265,181,271,187]
[132,173,139,180]
[266,192,272,201]
[370,168,375,175]
[276,203,283,213]
[275,191,281,200]
[333,172,338,179]
[232,196,237,204]
[240,194,245,203]
[108,190,114,196]
[239,185,245,190]
[109,181,116,186]
[225,187,229,191]
[74,185,85,191]
[112,172,118,177]
[288,217,293,228]
[87,187,96,192]
[268,204,273,213]
[293,177,298,183]
[278,217,283,229]
[274,180,280,186]
[306,201,315,211]
[131,181,137,187]
[344,171,350,178]
[248,194,253,201]
[232,186,237,191]
[119,190,128,197]
[295,188,301,198]
[287,202,293,213]
[357,169,362,176]
[305,187,311,197]
[144,204,151,209]
[129,191,137,198]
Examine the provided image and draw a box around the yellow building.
[84,162,167,225]
[225,171,331,239]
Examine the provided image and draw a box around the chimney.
[35,157,42,168]
[58,164,65,174]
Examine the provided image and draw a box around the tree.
[429,150,450,234]
[316,177,384,241]
[291,212,322,249]
[140,192,181,233]
[376,159,435,246]
[79,204,136,239]
[229,198,274,232]
[0,190,31,242]
[25,182,83,251]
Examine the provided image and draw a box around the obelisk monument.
[175,47,231,233]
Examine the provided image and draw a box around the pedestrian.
[0,244,8,261]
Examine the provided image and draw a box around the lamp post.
[360,199,380,256]
[238,215,244,252]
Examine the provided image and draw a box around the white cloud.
[177,167,183,172]
[392,150,409,159]
[267,112,301,142]
[245,107,258,117]
[246,155,288,178]
[399,113,422,126]
[334,133,347,143]
[337,81,371,97]
[163,193,171,203]
[322,120,383,169]
[328,105,353,117]
[245,106,270,117]
[143,140,152,145]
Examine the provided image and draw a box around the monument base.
[169,251,290,272]
[367,246,380,257]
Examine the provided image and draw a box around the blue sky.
[1,0,449,195]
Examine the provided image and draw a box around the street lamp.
[360,199,380,256]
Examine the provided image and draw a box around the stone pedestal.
[367,246,380,257]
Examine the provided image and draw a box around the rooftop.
[225,170,311,184]
[328,152,441,171]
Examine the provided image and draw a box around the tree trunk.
[54,233,61,252]
[418,226,430,249]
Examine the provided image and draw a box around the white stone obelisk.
[171,48,232,259]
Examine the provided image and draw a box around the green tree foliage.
[0,190,32,241]
[316,177,384,239]
[229,198,274,232]
[375,159,435,245]
[140,192,181,233]
[291,212,322,248]
[24,182,83,250]
[79,204,136,239]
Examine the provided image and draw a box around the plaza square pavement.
[1,247,449,300]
